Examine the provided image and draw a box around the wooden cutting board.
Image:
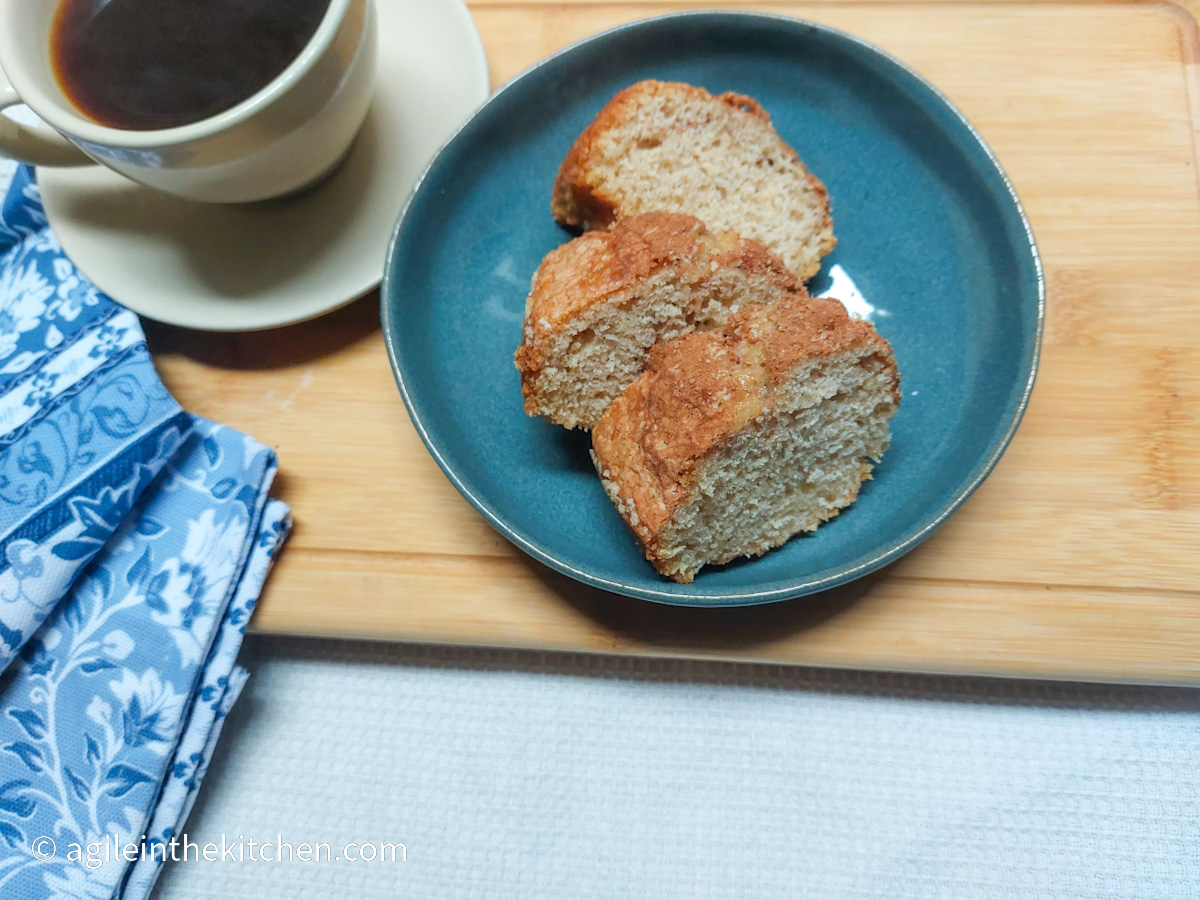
[145,0,1200,685]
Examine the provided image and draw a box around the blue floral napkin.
[0,163,291,899]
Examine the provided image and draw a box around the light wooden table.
[146,0,1200,684]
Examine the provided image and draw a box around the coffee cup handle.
[0,68,92,167]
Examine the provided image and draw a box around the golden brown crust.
[550,80,836,281]
[591,294,898,574]
[716,91,772,123]
[514,212,801,419]
[551,171,618,232]
[554,81,748,228]
[551,80,659,228]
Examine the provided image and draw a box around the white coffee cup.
[0,0,377,203]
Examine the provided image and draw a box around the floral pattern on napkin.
[0,161,292,899]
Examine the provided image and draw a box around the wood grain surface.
[145,0,1200,684]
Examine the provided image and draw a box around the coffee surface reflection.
[51,0,332,131]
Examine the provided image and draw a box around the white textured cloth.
[154,637,1200,899]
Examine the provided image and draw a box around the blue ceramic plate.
[382,12,1043,606]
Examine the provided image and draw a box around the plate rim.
[381,9,1046,606]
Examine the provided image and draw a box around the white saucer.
[37,0,489,331]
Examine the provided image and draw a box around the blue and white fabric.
[0,161,291,899]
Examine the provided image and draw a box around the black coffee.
[51,0,331,131]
